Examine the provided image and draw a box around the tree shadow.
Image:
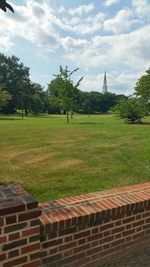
[140,122,150,126]
[0,117,23,120]
[0,117,22,121]
[72,122,103,125]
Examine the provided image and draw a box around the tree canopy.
[135,68,150,115]
[47,66,83,123]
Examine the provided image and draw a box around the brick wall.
[40,183,150,267]
[1,183,150,267]
[0,183,41,267]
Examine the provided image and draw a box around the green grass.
[0,114,150,202]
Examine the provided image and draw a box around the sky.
[1,0,150,95]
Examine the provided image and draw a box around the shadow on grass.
[72,122,103,125]
[138,122,150,126]
[0,117,23,121]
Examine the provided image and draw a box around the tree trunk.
[21,108,24,119]
[25,108,28,116]
[67,110,69,124]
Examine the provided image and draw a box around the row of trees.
[0,53,124,122]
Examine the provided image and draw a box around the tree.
[135,69,150,115]
[0,54,31,114]
[47,66,83,123]
[0,85,11,110]
[0,1,14,12]
[115,97,145,124]
[29,83,44,115]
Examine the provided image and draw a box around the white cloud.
[132,0,150,18]
[0,1,59,51]
[68,3,95,16]
[105,0,120,7]
[0,37,14,52]
[104,8,138,33]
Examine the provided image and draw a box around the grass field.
[0,114,150,202]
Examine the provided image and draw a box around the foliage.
[0,85,11,110]
[115,97,145,124]
[0,0,14,12]
[78,91,123,114]
[47,66,83,123]
[135,68,150,115]
[0,54,45,115]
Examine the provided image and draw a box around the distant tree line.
[0,53,125,121]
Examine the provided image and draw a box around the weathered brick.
[18,210,41,222]
[3,238,27,251]
[22,260,41,267]
[0,253,6,261]
[9,232,20,241]
[0,235,7,244]
[74,244,90,253]
[8,249,19,258]
[6,215,16,225]
[22,243,40,254]
[43,238,63,248]
[3,256,27,267]
[74,230,90,239]
[4,222,27,234]
[59,241,77,251]
[22,227,40,237]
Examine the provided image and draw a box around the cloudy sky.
[1,0,150,95]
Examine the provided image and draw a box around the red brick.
[112,226,125,234]
[8,249,19,259]
[3,256,27,267]
[22,227,40,237]
[65,236,73,242]
[59,241,77,251]
[9,232,20,241]
[18,210,41,222]
[6,215,16,225]
[123,216,135,224]
[100,223,114,231]
[0,253,6,261]
[123,229,135,236]
[22,243,40,254]
[111,238,125,247]
[74,230,90,239]
[74,244,90,253]
[133,220,144,227]
[22,259,41,267]
[0,236,7,244]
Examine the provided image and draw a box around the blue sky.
[1,0,150,95]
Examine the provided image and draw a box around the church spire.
[102,72,108,93]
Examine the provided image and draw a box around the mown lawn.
[0,114,150,202]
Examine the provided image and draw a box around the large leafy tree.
[47,66,83,123]
[135,69,150,115]
[0,1,14,12]
[0,53,31,114]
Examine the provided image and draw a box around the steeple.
[102,72,108,94]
